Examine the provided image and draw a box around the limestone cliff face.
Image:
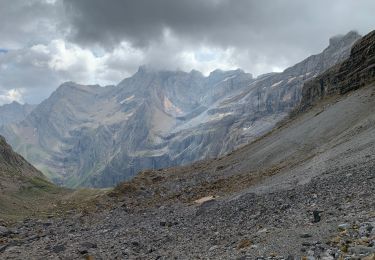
[300,30,375,111]
[0,32,362,188]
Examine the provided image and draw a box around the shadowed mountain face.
[0,135,43,182]
[0,134,66,222]
[0,31,361,188]
[0,134,55,203]
[0,102,36,126]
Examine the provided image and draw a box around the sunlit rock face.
[0,31,361,188]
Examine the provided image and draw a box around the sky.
[0,0,374,105]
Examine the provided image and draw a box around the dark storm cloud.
[0,0,374,105]
[63,0,375,53]
[0,0,62,48]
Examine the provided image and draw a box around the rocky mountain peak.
[328,30,361,48]
[299,30,375,111]
[135,65,156,76]
[189,69,204,77]
[207,68,251,85]
[0,101,36,126]
[56,81,102,93]
[7,101,21,106]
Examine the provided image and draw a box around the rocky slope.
[0,30,374,259]
[0,31,361,188]
[0,135,44,187]
[0,134,60,221]
[0,101,35,126]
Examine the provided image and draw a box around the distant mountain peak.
[136,65,150,74]
[55,82,103,95]
[189,69,203,76]
[2,100,22,107]
[328,30,361,47]
[0,101,36,126]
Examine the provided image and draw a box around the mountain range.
[0,31,361,187]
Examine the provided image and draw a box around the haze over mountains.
[0,102,35,126]
[0,31,361,188]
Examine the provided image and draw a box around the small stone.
[312,210,321,223]
[257,228,268,234]
[0,244,8,253]
[237,239,252,250]
[52,244,65,253]
[209,245,219,251]
[42,220,53,227]
[79,249,88,255]
[338,223,350,231]
[0,226,9,236]
[80,242,97,249]
[300,233,313,238]
[131,241,140,247]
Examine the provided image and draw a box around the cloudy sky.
[0,0,374,105]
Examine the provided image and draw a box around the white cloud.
[134,29,240,76]
[0,33,246,105]
[0,89,25,105]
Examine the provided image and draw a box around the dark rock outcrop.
[299,30,375,111]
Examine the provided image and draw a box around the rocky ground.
[0,158,374,259]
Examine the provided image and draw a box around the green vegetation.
[0,178,110,223]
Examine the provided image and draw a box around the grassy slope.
[0,177,109,223]
[0,135,109,223]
